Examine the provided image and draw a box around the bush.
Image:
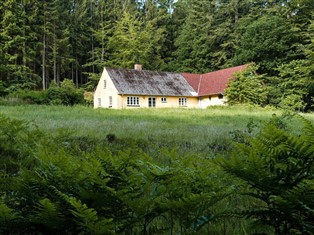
[278,94,306,112]
[4,79,85,106]
[7,89,48,104]
[0,80,8,96]
[46,79,84,105]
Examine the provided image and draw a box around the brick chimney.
[134,64,142,70]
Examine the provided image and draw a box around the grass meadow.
[1,104,312,155]
[1,104,314,234]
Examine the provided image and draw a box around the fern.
[0,200,19,222]
[217,116,314,234]
[0,199,20,234]
[56,190,115,234]
[35,198,63,231]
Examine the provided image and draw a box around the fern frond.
[299,115,314,144]
[34,198,63,229]
[55,188,115,234]
[0,200,19,223]
[0,200,20,234]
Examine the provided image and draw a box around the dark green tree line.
[0,0,313,110]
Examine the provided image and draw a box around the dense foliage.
[0,0,313,109]
[5,79,85,105]
[225,64,268,106]
[218,116,314,234]
[1,109,314,234]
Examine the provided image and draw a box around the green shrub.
[0,80,8,96]
[278,94,306,111]
[46,81,63,104]
[3,80,85,106]
[46,79,84,105]
[225,64,268,106]
[7,89,48,104]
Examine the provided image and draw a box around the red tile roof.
[182,65,248,96]
[180,73,201,93]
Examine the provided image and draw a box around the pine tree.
[108,10,164,69]
[233,15,296,75]
[0,0,39,90]
[207,0,252,69]
[69,0,91,87]
[173,0,215,73]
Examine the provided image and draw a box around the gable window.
[179,97,187,106]
[218,94,224,99]
[104,80,107,89]
[161,97,167,103]
[109,96,112,107]
[127,96,140,106]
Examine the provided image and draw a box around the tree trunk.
[42,20,46,90]
[53,24,57,83]
[75,59,79,88]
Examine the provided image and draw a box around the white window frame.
[109,96,112,107]
[179,97,187,106]
[161,97,167,103]
[127,96,140,106]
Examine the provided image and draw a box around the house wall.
[199,95,227,109]
[119,95,199,109]
[94,69,120,109]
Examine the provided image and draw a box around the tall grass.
[1,104,313,234]
[1,104,311,154]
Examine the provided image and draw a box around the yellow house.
[94,64,247,109]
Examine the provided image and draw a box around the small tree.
[225,64,268,106]
[276,60,312,112]
[47,79,84,105]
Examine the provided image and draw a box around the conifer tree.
[69,0,91,87]
[0,0,39,90]
[233,15,296,75]
[108,10,164,70]
[173,0,215,73]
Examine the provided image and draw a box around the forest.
[0,0,314,110]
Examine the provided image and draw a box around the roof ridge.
[201,64,248,76]
[197,75,202,94]
[106,67,183,75]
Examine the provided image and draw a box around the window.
[109,96,112,107]
[127,96,140,106]
[98,98,101,107]
[218,94,224,99]
[148,97,156,107]
[179,97,187,106]
[161,97,167,103]
[104,80,107,89]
